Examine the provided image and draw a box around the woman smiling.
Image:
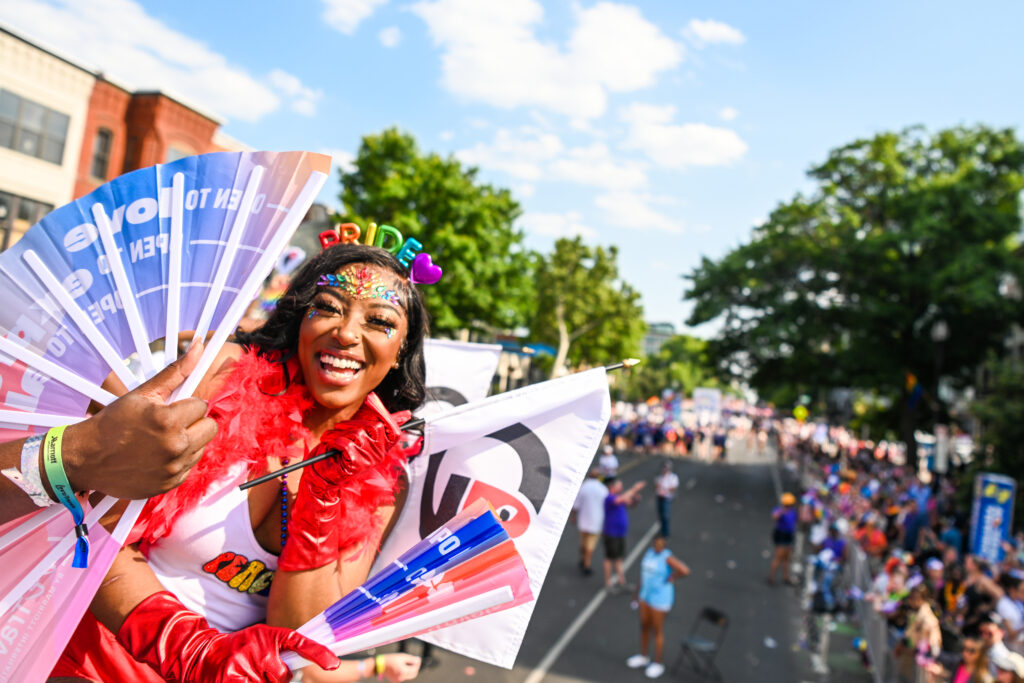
[51,244,430,682]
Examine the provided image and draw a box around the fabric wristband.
[41,425,90,568]
[375,654,385,678]
[1,434,54,507]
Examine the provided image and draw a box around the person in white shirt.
[599,444,620,478]
[573,468,609,575]
[996,576,1024,654]
[654,461,680,538]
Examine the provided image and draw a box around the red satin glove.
[116,591,339,682]
[278,394,406,572]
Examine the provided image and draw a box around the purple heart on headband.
[410,253,443,285]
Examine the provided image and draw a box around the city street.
[377,440,873,682]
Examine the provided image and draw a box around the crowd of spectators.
[780,423,1024,682]
[606,398,770,461]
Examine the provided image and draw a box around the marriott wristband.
[41,425,91,568]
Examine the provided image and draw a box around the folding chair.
[671,606,728,682]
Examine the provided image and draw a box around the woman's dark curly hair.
[236,244,428,413]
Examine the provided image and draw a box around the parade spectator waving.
[603,476,645,592]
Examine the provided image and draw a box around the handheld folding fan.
[0,150,330,681]
[281,500,533,670]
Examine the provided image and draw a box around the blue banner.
[969,472,1016,562]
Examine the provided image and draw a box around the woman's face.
[962,638,983,665]
[297,263,408,417]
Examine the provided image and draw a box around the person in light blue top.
[626,536,690,679]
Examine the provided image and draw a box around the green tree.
[532,236,645,377]
[616,334,721,402]
[339,128,534,336]
[685,126,1024,463]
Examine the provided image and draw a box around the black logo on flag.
[419,422,551,540]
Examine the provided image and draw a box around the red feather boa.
[132,349,408,553]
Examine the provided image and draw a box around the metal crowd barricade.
[850,544,891,683]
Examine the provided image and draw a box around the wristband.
[41,426,90,568]
[1,434,53,507]
[357,657,369,678]
[375,654,385,678]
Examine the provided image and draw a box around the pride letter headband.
[319,223,442,285]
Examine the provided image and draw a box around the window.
[122,135,139,174]
[0,90,69,165]
[91,128,113,180]
[0,190,53,251]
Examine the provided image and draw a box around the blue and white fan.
[0,150,330,679]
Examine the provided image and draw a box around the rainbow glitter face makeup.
[317,265,403,308]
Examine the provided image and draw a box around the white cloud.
[439,130,455,142]
[512,183,535,198]
[519,211,597,239]
[379,26,402,47]
[322,0,388,35]
[568,3,685,92]
[548,143,647,190]
[269,69,324,117]
[621,103,747,168]
[411,0,682,119]
[456,128,564,180]
[684,18,746,47]
[457,129,648,191]
[718,106,739,121]
[0,0,298,122]
[595,191,685,233]
[568,117,608,138]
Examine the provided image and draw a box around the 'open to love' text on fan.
[0,150,330,682]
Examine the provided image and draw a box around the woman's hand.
[300,653,421,683]
[62,341,217,499]
[311,407,405,484]
[116,591,338,683]
[381,653,422,682]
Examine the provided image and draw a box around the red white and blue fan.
[282,500,533,670]
[0,150,330,681]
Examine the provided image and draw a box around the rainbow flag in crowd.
[905,372,924,408]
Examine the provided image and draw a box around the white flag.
[376,369,611,668]
[420,339,501,420]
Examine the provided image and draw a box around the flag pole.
[239,358,640,490]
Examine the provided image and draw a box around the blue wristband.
[42,426,90,568]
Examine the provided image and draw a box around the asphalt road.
[376,440,872,682]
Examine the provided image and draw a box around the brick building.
[0,25,247,251]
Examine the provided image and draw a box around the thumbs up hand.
[61,341,218,499]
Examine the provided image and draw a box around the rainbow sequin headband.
[319,222,442,285]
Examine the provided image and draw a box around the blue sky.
[2,0,1022,335]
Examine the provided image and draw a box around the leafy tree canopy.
[339,128,534,336]
[532,236,645,377]
[685,125,1024,448]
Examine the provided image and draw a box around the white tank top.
[147,464,278,632]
